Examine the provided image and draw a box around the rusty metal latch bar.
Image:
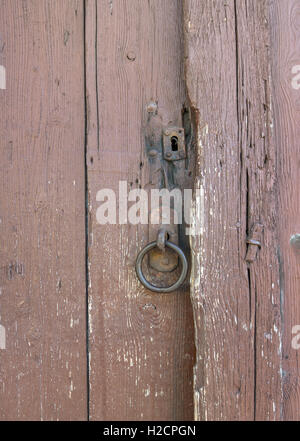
[135,124,189,292]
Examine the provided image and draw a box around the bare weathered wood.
[184,0,281,420]
[235,1,282,420]
[270,0,300,420]
[85,0,195,421]
[1,0,297,422]
[0,1,87,420]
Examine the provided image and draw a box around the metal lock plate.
[163,127,186,161]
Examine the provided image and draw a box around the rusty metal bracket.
[163,127,186,161]
[148,209,179,272]
[245,223,263,263]
[145,125,187,273]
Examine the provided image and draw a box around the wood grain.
[85,0,195,421]
[270,0,300,420]
[184,0,281,420]
[1,0,297,422]
[0,0,87,420]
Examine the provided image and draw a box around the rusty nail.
[166,152,172,158]
[149,149,157,157]
[165,130,170,136]
[127,51,136,61]
[246,238,261,248]
[245,223,264,263]
[290,234,300,250]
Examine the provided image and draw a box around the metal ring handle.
[135,241,188,293]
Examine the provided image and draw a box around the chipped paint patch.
[0,66,6,89]
[0,324,6,349]
[144,385,150,397]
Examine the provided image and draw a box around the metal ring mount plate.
[135,241,188,293]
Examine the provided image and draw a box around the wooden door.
[0,0,300,422]
[0,0,87,420]
[0,0,194,421]
[184,0,300,421]
[85,0,194,421]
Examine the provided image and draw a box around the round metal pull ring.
[135,241,188,293]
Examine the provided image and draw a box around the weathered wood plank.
[0,0,87,420]
[234,1,282,420]
[270,0,300,420]
[85,0,195,421]
[184,0,281,420]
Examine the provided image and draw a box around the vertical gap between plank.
[234,0,256,421]
[83,0,90,421]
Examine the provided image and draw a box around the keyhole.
[171,136,178,151]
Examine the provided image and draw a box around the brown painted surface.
[270,0,300,420]
[85,0,195,421]
[0,0,299,422]
[0,1,87,420]
[184,0,282,420]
